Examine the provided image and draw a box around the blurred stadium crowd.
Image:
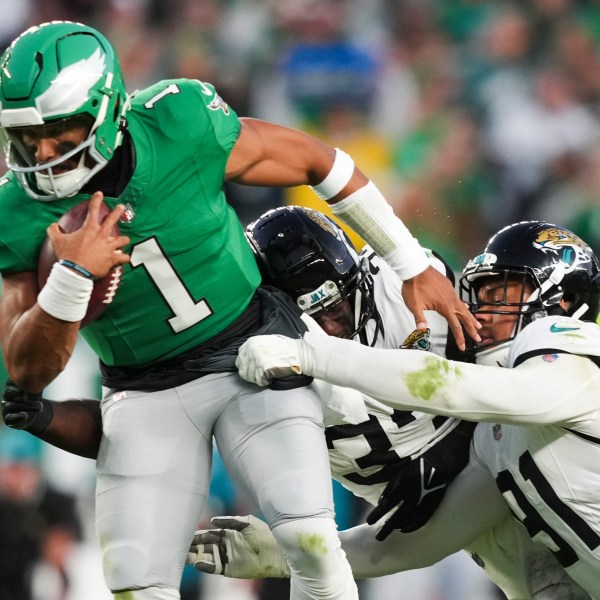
[2,1,600,599]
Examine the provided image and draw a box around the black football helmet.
[246,206,381,342]
[460,221,600,363]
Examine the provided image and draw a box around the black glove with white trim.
[367,452,450,540]
[367,420,476,541]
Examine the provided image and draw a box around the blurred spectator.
[0,0,32,53]
[100,0,166,91]
[250,1,388,129]
[250,0,393,248]
[0,428,83,600]
[553,17,600,109]
[481,63,600,230]
[461,5,535,122]
[539,142,600,255]
[392,107,493,270]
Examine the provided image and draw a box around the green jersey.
[0,79,261,366]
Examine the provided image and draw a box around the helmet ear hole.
[113,97,121,121]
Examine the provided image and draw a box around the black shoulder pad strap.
[514,351,600,444]
[562,354,600,443]
[562,427,600,446]
[513,348,600,369]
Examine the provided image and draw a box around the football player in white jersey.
[188,212,588,598]
[244,206,474,520]
[231,220,600,598]
[4,211,587,598]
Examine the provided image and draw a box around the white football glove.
[236,334,305,386]
[187,515,291,579]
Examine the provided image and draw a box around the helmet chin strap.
[571,302,589,320]
[353,287,362,334]
[35,151,91,198]
[523,261,591,321]
[526,260,568,305]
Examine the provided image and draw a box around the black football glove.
[1,379,53,435]
[367,420,476,541]
[366,453,450,541]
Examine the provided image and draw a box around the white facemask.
[35,162,92,198]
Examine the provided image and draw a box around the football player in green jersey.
[0,21,479,600]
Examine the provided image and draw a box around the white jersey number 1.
[130,237,214,333]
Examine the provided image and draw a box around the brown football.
[37,199,123,327]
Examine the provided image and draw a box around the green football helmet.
[0,21,129,200]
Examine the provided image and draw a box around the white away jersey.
[358,247,450,356]
[304,313,600,597]
[326,248,465,505]
[473,316,600,597]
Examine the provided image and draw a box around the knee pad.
[113,586,179,600]
[272,517,343,576]
[103,541,151,592]
[273,517,358,600]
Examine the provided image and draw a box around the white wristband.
[311,148,355,200]
[38,262,94,322]
[330,181,429,280]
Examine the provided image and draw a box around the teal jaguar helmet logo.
[533,228,590,272]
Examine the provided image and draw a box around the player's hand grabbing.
[401,266,481,352]
[366,454,449,541]
[187,515,290,579]
[367,420,473,541]
[47,191,131,279]
[1,379,53,435]
[236,334,307,386]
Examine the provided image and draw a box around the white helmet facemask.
[4,115,108,201]
[32,139,95,198]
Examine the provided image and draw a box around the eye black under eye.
[20,130,38,143]
[56,141,77,154]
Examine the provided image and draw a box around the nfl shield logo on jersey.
[542,353,560,363]
[493,424,502,441]
[119,203,135,223]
